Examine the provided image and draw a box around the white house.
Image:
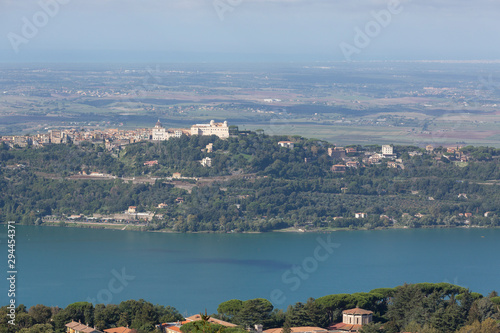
[382,145,394,156]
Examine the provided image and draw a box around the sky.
[0,0,499,63]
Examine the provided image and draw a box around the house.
[409,151,422,157]
[458,193,468,199]
[368,155,381,164]
[263,327,327,333]
[346,161,359,168]
[144,160,158,166]
[485,212,493,217]
[328,308,373,332]
[346,148,357,154]
[104,327,136,333]
[165,326,182,333]
[200,157,212,167]
[205,143,214,153]
[278,141,295,149]
[387,161,397,168]
[464,213,473,218]
[328,147,346,159]
[158,321,190,333]
[355,213,367,219]
[172,172,182,179]
[158,203,168,209]
[382,145,393,156]
[66,321,102,333]
[184,314,237,327]
[175,197,184,204]
[128,206,137,214]
[426,145,434,152]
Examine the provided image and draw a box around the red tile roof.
[263,327,327,333]
[328,322,363,331]
[104,327,136,333]
[166,327,182,333]
[342,308,373,315]
[185,315,237,327]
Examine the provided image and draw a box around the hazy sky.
[1,0,499,62]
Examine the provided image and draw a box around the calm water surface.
[2,226,499,315]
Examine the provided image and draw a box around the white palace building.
[191,120,229,138]
[152,119,230,141]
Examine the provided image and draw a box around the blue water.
[1,226,499,316]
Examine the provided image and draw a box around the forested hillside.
[1,133,500,231]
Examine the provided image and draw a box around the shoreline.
[2,221,497,233]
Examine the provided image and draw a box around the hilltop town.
[0,119,231,150]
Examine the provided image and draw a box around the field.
[1,61,500,146]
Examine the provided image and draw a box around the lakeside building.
[191,120,229,138]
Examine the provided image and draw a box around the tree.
[234,299,273,328]
[359,323,385,333]
[304,298,329,328]
[18,324,55,333]
[386,284,427,330]
[282,318,292,333]
[468,298,498,323]
[456,318,500,333]
[29,305,53,324]
[217,300,243,322]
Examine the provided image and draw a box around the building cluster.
[277,141,476,175]
[158,308,373,333]
[65,307,374,333]
[0,120,230,149]
[327,144,404,172]
[66,321,136,333]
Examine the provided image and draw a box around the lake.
[2,226,499,316]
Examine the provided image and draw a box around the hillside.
[1,133,500,232]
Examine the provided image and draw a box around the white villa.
[191,120,229,138]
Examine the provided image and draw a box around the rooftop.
[185,314,237,327]
[263,327,327,333]
[342,308,373,315]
